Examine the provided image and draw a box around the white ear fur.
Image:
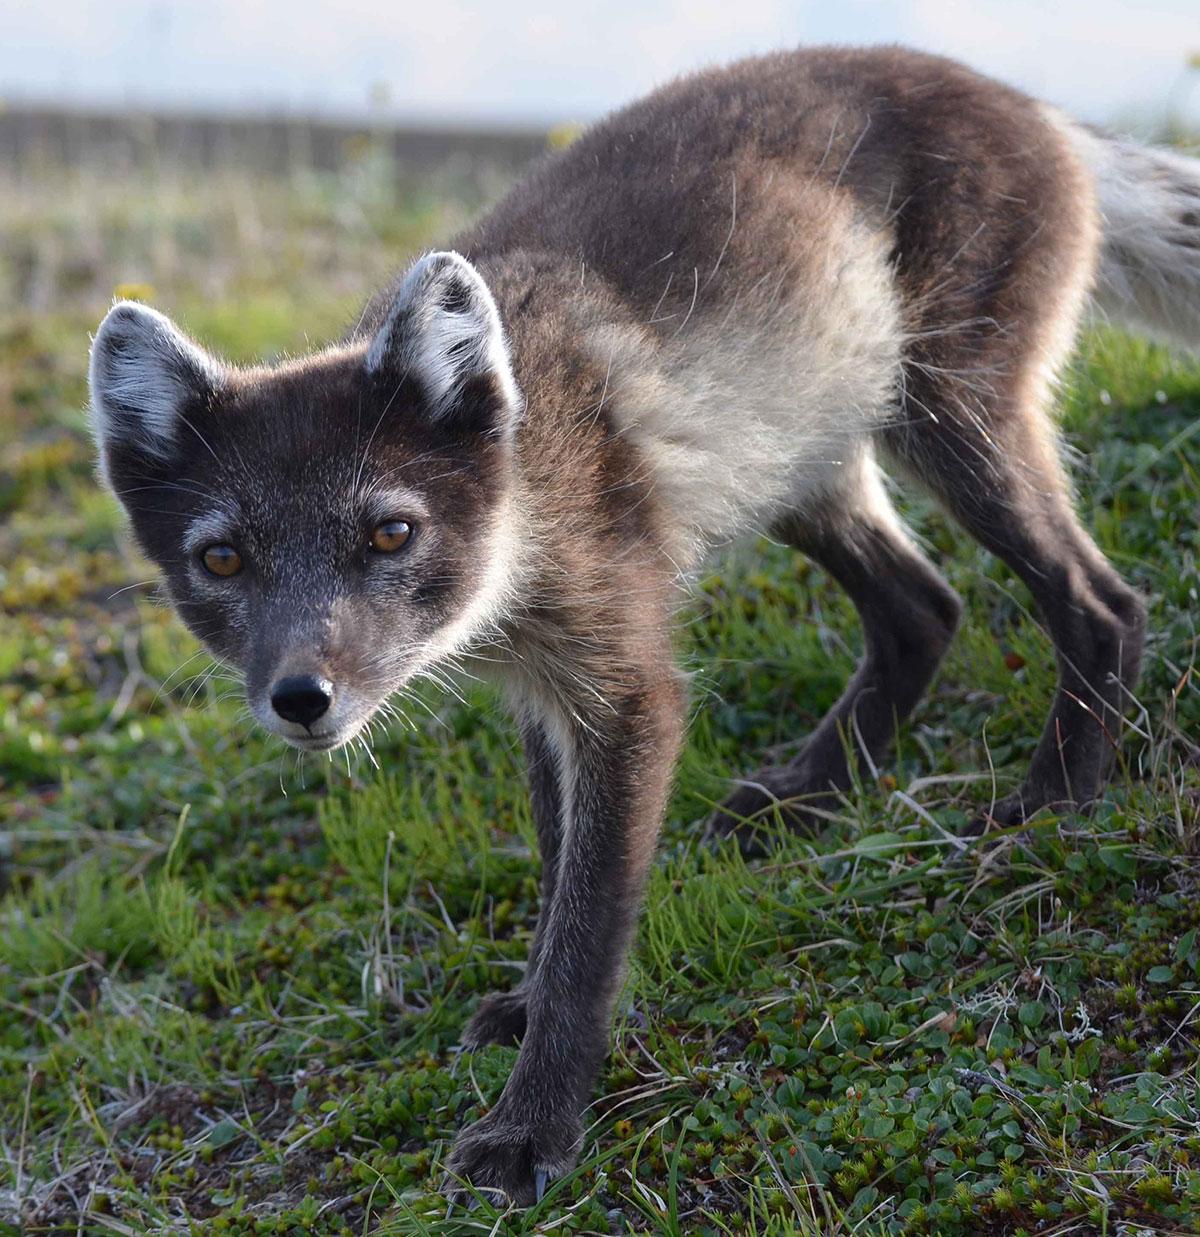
[365,251,521,426]
[89,301,223,477]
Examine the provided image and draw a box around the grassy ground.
[1,147,1200,1236]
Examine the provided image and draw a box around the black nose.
[270,675,333,727]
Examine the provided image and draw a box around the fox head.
[89,251,524,751]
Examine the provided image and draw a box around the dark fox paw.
[706,766,831,855]
[967,788,1093,842]
[462,989,529,1048]
[965,792,1031,838]
[444,1107,581,1207]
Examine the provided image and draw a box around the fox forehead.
[208,357,409,464]
[167,362,481,511]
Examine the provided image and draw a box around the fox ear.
[366,251,521,434]
[89,301,224,485]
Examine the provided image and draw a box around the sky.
[1,0,1197,128]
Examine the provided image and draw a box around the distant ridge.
[0,104,549,173]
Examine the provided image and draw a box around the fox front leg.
[446,664,684,1205]
[460,715,564,1049]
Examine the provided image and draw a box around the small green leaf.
[206,1118,240,1149]
[1073,1038,1101,1079]
[1098,845,1136,876]
[851,831,904,857]
[926,932,952,958]
[1146,965,1174,984]
[1018,1001,1046,1029]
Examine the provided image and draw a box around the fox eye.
[201,544,243,577]
[370,520,413,553]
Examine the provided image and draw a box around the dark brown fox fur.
[89,46,1200,1203]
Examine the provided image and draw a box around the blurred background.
[4,0,1200,125]
[1,0,1198,328]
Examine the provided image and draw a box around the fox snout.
[251,659,370,751]
[269,674,334,728]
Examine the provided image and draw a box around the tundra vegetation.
[1,121,1199,1235]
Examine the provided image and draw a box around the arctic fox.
[88,46,1200,1203]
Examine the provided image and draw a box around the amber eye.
[201,544,243,577]
[369,520,413,553]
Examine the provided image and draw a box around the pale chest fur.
[587,208,904,568]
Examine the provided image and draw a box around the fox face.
[89,252,524,751]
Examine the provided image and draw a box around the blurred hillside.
[0,105,547,175]
[0,105,544,337]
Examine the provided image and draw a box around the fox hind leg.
[712,450,962,847]
[876,111,1144,829]
[883,370,1146,831]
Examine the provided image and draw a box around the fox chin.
[89,45,1200,1206]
